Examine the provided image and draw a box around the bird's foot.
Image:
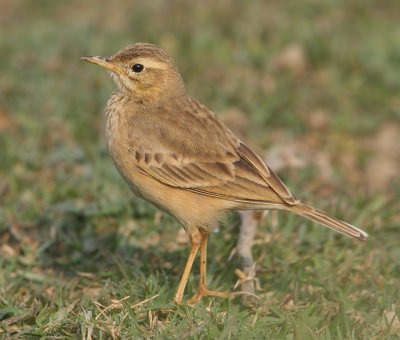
[186,284,257,305]
[187,284,228,305]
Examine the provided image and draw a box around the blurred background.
[1,0,399,338]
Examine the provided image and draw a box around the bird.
[81,43,368,305]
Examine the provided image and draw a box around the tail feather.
[288,202,368,241]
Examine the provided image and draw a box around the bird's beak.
[80,56,127,75]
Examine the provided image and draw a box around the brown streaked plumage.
[81,43,368,305]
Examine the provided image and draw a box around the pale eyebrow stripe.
[132,58,169,70]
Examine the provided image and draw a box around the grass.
[1,0,400,338]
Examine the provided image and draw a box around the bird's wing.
[235,142,297,204]
[127,98,297,205]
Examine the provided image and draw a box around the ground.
[1,0,399,339]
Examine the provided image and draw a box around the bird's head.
[81,43,185,102]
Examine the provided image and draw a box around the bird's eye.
[132,63,144,73]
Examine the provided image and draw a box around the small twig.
[93,301,109,321]
[130,293,160,309]
[94,296,130,320]
[233,263,257,290]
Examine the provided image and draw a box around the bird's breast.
[105,93,126,156]
[104,93,143,194]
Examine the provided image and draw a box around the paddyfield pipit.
[81,43,368,305]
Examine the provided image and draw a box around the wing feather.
[128,96,297,205]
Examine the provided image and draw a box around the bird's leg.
[195,229,208,292]
[187,229,229,305]
[172,229,202,305]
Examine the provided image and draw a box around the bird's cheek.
[138,76,156,89]
[125,79,138,93]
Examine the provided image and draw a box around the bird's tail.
[287,202,368,241]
